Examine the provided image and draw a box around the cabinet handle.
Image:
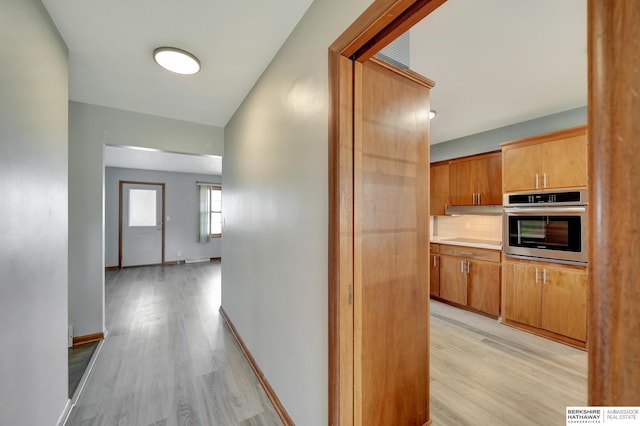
[467,261,471,274]
[535,268,539,283]
[543,268,547,284]
[457,251,474,257]
[433,256,437,267]
[472,193,476,205]
[461,260,464,273]
[543,173,547,188]
[535,174,539,189]
[478,193,481,205]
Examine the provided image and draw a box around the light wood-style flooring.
[430,299,587,426]
[66,261,282,426]
[67,261,586,425]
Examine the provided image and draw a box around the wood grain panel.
[541,265,587,342]
[541,133,588,189]
[439,256,467,305]
[502,144,541,193]
[589,0,640,406]
[449,159,476,205]
[328,52,354,426]
[430,162,449,215]
[467,260,501,316]
[503,261,541,328]
[476,153,503,205]
[354,59,430,426]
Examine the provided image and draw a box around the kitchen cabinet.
[429,243,440,296]
[440,255,467,305]
[503,259,587,345]
[430,162,450,215]
[437,245,501,316]
[502,126,587,193]
[449,152,502,206]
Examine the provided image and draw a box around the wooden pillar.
[588,0,640,405]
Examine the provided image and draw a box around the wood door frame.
[330,0,640,423]
[328,1,446,424]
[118,180,166,268]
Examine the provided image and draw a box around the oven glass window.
[509,216,581,252]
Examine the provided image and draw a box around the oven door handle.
[504,207,587,214]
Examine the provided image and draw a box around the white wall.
[69,101,224,337]
[105,167,222,266]
[221,0,371,423]
[0,1,69,424]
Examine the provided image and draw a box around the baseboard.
[72,332,104,347]
[210,257,221,261]
[64,335,106,425]
[219,307,295,426]
[105,266,119,271]
[57,399,72,426]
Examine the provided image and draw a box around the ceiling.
[42,0,586,171]
[412,0,587,144]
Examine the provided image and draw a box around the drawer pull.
[457,251,474,257]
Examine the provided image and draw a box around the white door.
[121,182,163,267]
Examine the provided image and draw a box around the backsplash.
[430,215,502,241]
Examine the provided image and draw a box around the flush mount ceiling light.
[153,47,201,75]
[429,110,437,120]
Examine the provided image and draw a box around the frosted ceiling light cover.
[153,47,201,75]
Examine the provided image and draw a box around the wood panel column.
[588,0,640,405]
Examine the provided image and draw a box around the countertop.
[430,236,502,250]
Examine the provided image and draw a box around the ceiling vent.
[375,31,410,70]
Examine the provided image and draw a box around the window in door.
[129,189,157,227]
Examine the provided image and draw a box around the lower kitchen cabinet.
[437,245,501,317]
[503,259,587,345]
[440,256,467,305]
[429,243,440,297]
[468,261,501,316]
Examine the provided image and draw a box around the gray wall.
[0,1,70,424]
[221,0,371,423]
[69,101,224,337]
[430,106,587,162]
[105,167,222,266]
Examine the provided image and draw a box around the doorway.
[119,181,166,267]
[328,0,638,423]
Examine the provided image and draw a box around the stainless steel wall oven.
[503,189,588,265]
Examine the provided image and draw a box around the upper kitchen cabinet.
[449,151,502,206]
[502,126,588,193]
[430,162,450,215]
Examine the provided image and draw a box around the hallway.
[67,261,282,426]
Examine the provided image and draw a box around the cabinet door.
[430,254,440,296]
[541,265,587,341]
[476,154,502,205]
[503,144,541,193]
[541,134,588,190]
[467,260,500,316]
[449,160,477,206]
[439,256,467,305]
[430,163,450,215]
[503,261,541,327]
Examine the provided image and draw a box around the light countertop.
[430,236,502,250]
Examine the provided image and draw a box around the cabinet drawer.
[429,243,440,254]
[440,245,501,263]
